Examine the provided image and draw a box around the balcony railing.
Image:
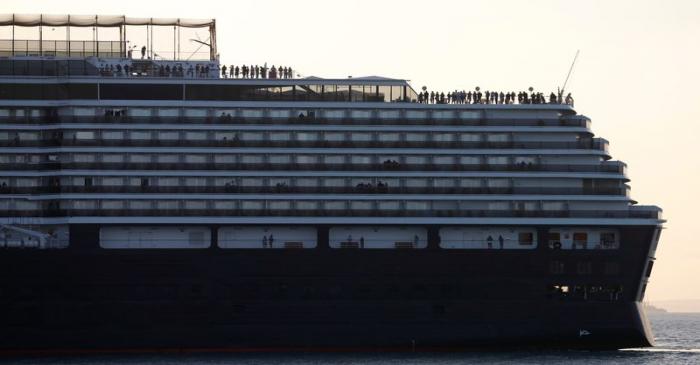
[0,161,628,174]
[0,185,629,196]
[0,139,607,150]
[0,208,662,220]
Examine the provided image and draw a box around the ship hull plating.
[0,224,658,351]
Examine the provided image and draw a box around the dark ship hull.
[0,223,658,352]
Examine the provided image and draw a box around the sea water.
[3,313,699,365]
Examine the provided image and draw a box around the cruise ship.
[0,14,664,352]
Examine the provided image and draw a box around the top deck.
[0,14,217,61]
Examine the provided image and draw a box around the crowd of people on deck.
[220,64,294,79]
[97,61,294,79]
[416,88,574,106]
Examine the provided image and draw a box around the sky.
[1,0,699,308]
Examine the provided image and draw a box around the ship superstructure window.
[329,226,427,249]
[102,154,124,163]
[324,132,345,142]
[130,131,152,140]
[547,229,620,250]
[102,131,124,140]
[378,133,400,142]
[460,133,481,142]
[218,226,317,249]
[158,154,180,163]
[432,133,455,143]
[158,131,180,140]
[100,226,211,249]
[433,110,455,120]
[296,132,318,142]
[439,227,538,249]
[296,155,318,164]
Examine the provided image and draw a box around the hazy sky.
[2,0,699,305]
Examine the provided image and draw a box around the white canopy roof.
[0,14,215,28]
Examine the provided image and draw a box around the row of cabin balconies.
[0,138,608,151]
[0,206,660,220]
[0,161,626,174]
[0,110,590,128]
[0,185,630,196]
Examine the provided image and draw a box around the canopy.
[0,14,215,28]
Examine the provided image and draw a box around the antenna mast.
[560,50,580,97]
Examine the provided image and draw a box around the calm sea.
[3,313,699,365]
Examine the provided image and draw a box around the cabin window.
[378,110,399,119]
[377,201,401,211]
[351,155,373,165]
[459,156,481,165]
[102,200,124,209]
[157,177,179,187]
[241,201,264,210]
[185,155,207,164]
[240,155,263,164]
[185,131,207,140]
[158,131,179,140]
[405,133,427,142]
[350,132,372,142]
[350,110,371,119]
[323,178,345,187]
[156,201,179,210]
[405,156,427,165]
[459,133,481,142]
[241,132,264,141]
[269,155,291,164]
[324,155,346,165]
[573,232,588,249]
[295,178,318,187]
[296,132,318,142]
[486,133,510,142]
[295,155,318,164]
[102,131,124,140]
[240,109,263,118]
[548,232,562,249]
[406,110,427,119]
[213,201,235,210]
[214,154,236,163]
[73,154,95,163]
[458,178,481,188]
[432,133,454,142]
[433,156,455,165]
[378,133,400,142]
[487,156,509,165]
[102,154,124,163]
[157,154,179,163]
[185,201,207,210]
[268,109,290,118]
[185,178,207,187]
[324,201,346,211]
[433,110,455,119]
[130,131,151,140]
[324,132,345,142]
[350,201,373,211]
[129,154,151,163]
[129,200,151,210]
[519,232,535,245]
[269,132,291,141]
[433,178,455,188]
[296,201,318,211]
[600,232,617,249]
